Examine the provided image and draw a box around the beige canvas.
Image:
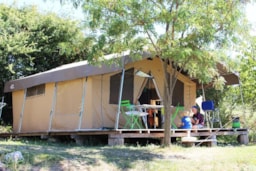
[12,83,54,132]
[11,57,197,132]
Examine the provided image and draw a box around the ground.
[0,139,255,171]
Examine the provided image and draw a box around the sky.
[246,2,256,35]
[0,0,85,22]
[0,0,255,34]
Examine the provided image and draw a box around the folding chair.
[202,100,222,128]
[121,100,143,129]
[171,106,184,129]
[161,105,184,129]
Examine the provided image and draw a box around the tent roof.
[4,61,119,93]
[192,62,240,89]
[4,52,239,93]
[4,51,151,93]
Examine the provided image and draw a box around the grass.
[0,125,12,133]
[0,139,255,171]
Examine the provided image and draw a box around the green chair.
[171,105,184,129]
[121,100,143,129]
[161,105,184,129]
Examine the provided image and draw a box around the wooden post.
[71,135,85,145]
[237,134,249,145]
[209,135,217,147]
[108,134,124,146]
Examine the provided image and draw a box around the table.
[136,104,184,129]
[125,111,148,129]
[136,104,165,129]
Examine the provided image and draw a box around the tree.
[79,0,248,146]
[239,37,256,110]
[226,36,256,138]
[0,4,88,94]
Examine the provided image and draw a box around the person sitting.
[179,111,192,129]
[191,105,204,129]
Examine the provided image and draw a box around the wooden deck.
[113,128,248,137]
[0,128,249,146]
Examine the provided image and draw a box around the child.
[179,111,192,129]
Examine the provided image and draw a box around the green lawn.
[0,139,255,171]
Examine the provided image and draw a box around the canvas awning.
[192,62,240,89]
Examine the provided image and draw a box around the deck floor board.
[0,128,248,138]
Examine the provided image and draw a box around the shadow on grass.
[0,142,188,170]
[100,147,185,170]
[0,143,99,170]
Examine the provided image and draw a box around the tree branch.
[171,56,190,93]
[145,29,161,55]
[166,1,175,33]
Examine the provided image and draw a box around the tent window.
[172,79,184,106]
[109,68,134,104]
[26,84,45,97]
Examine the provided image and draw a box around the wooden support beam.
[181,138,217,147]
[112,133,164,138]
[71,135,85,145]
[0,128,249,147]
[237,134,249,145]
[108,134,124,146]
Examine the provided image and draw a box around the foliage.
[218,36,256,141]
[239,37,256,110]
[0,125,12,133]
[82,0,249,146]
[201,80,256,141]
[0,4,88,94]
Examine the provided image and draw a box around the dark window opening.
[138,79,159,105]
[26,84,45,97]
[109,68,134,104]
[172,79,184,106]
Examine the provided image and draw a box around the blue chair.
[202,100,222,128]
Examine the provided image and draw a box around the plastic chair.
[121,100,143,129]
[171,106,184,129]
[202,100,222,128]
[161,105,184,129]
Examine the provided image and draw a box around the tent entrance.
[138,78,160,105]
[138,78,162,128]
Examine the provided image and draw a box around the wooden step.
[181,136,217,147]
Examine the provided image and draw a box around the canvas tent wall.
[4,56,197,133]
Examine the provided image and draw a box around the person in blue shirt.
[179,111,192,129]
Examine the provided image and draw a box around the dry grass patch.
[0,139,255,171]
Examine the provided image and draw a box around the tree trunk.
[162,60,173,147]
[163,90,172,146]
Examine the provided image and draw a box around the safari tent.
[4,54,195,133]
[4,53,239,133]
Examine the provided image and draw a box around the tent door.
[138,78,161,105]
[137,78,162,128]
